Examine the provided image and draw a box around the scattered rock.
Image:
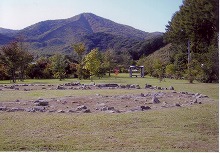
[193,99,198,103]
[135,84,141,89]
[33,106,46,112]
[57,110,65,113]
[100,106,114,111]
[76,105,87,111]
[81,109,91,113]
[140,93,145,97]
[7,107,25,112]
[145,84,152,89]
[152,95,160,104]
[175,103,181,107]
[57,85,65,90]
[140,106,151,111]
[34,99,49,106]
[0,106,7,111]
[68,109,76,113]
[169,86,174,90]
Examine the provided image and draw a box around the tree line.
[0,41,133,82]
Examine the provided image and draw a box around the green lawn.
[0,103,218,151]
[0,73,218,151]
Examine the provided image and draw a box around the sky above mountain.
[0,0,183,32]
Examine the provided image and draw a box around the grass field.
[0,73,218,151]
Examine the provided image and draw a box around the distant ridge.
[0,13,164,59]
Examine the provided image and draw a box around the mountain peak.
[0,13,163,57]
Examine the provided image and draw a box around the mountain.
[0,13,164,59]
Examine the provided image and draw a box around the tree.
[153,59,165,82]
[84,48,101,80]
[165,0,219,83]
[50,54,67,81]
[165,64,176,79]
[26,57,52,79]
[103,49,116,76]
[73,43,86,80]
[0,41,33,83]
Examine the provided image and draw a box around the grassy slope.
[0,73,218,151]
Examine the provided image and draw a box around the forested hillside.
[138,0,218,83]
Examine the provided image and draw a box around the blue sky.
[0,0,183,32]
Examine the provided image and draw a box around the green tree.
[103,49,116,76]
[73,43,86,80]
[165,64,176,79]
[84,48,101,80]
[165,0,219,83]
[153,59,165,82]
[0,41,26,83]
[50,54,67,81]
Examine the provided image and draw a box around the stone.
[100,106,115,111]
[145,84,152,89]
[33,106,46,112]
[0,106,7,111]
[76,105,87,111]
[157,87,162,90]
[169,86,174,90]
[175,103,181,107]
[81,109,91,113]
[7,107,25,112]
[193,99,198,103]
[57,110,65,113]
[140,106,151,111]
[119,84,126,88]
[68,109,76,113]
[35,101,49,106]
[140,93,145,97]
[135,84,141,89]
[57,85,65,90]
[152,95,160,104]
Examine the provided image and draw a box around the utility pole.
[188,39,193,83]
[187,40,191,66]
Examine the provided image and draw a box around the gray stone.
[35,100,49,106]
[175,103,181,107]
[100,106,115,111]
[119,84,126,88]
[57,110,65,113]
[135,84,141,89]
[68,109,76,113]
[0,106,7,111]
[193,99,198,103]
[169,86,174,90]
[33,106,46,112]
[140,93,145,97]
[8,107,25,112]
[76,105,87,111]
[152,95,160,104]
[145,84,152,89]
[140,106,151,111]
[81,109,91,113]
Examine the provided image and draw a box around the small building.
[129,66,144,78]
